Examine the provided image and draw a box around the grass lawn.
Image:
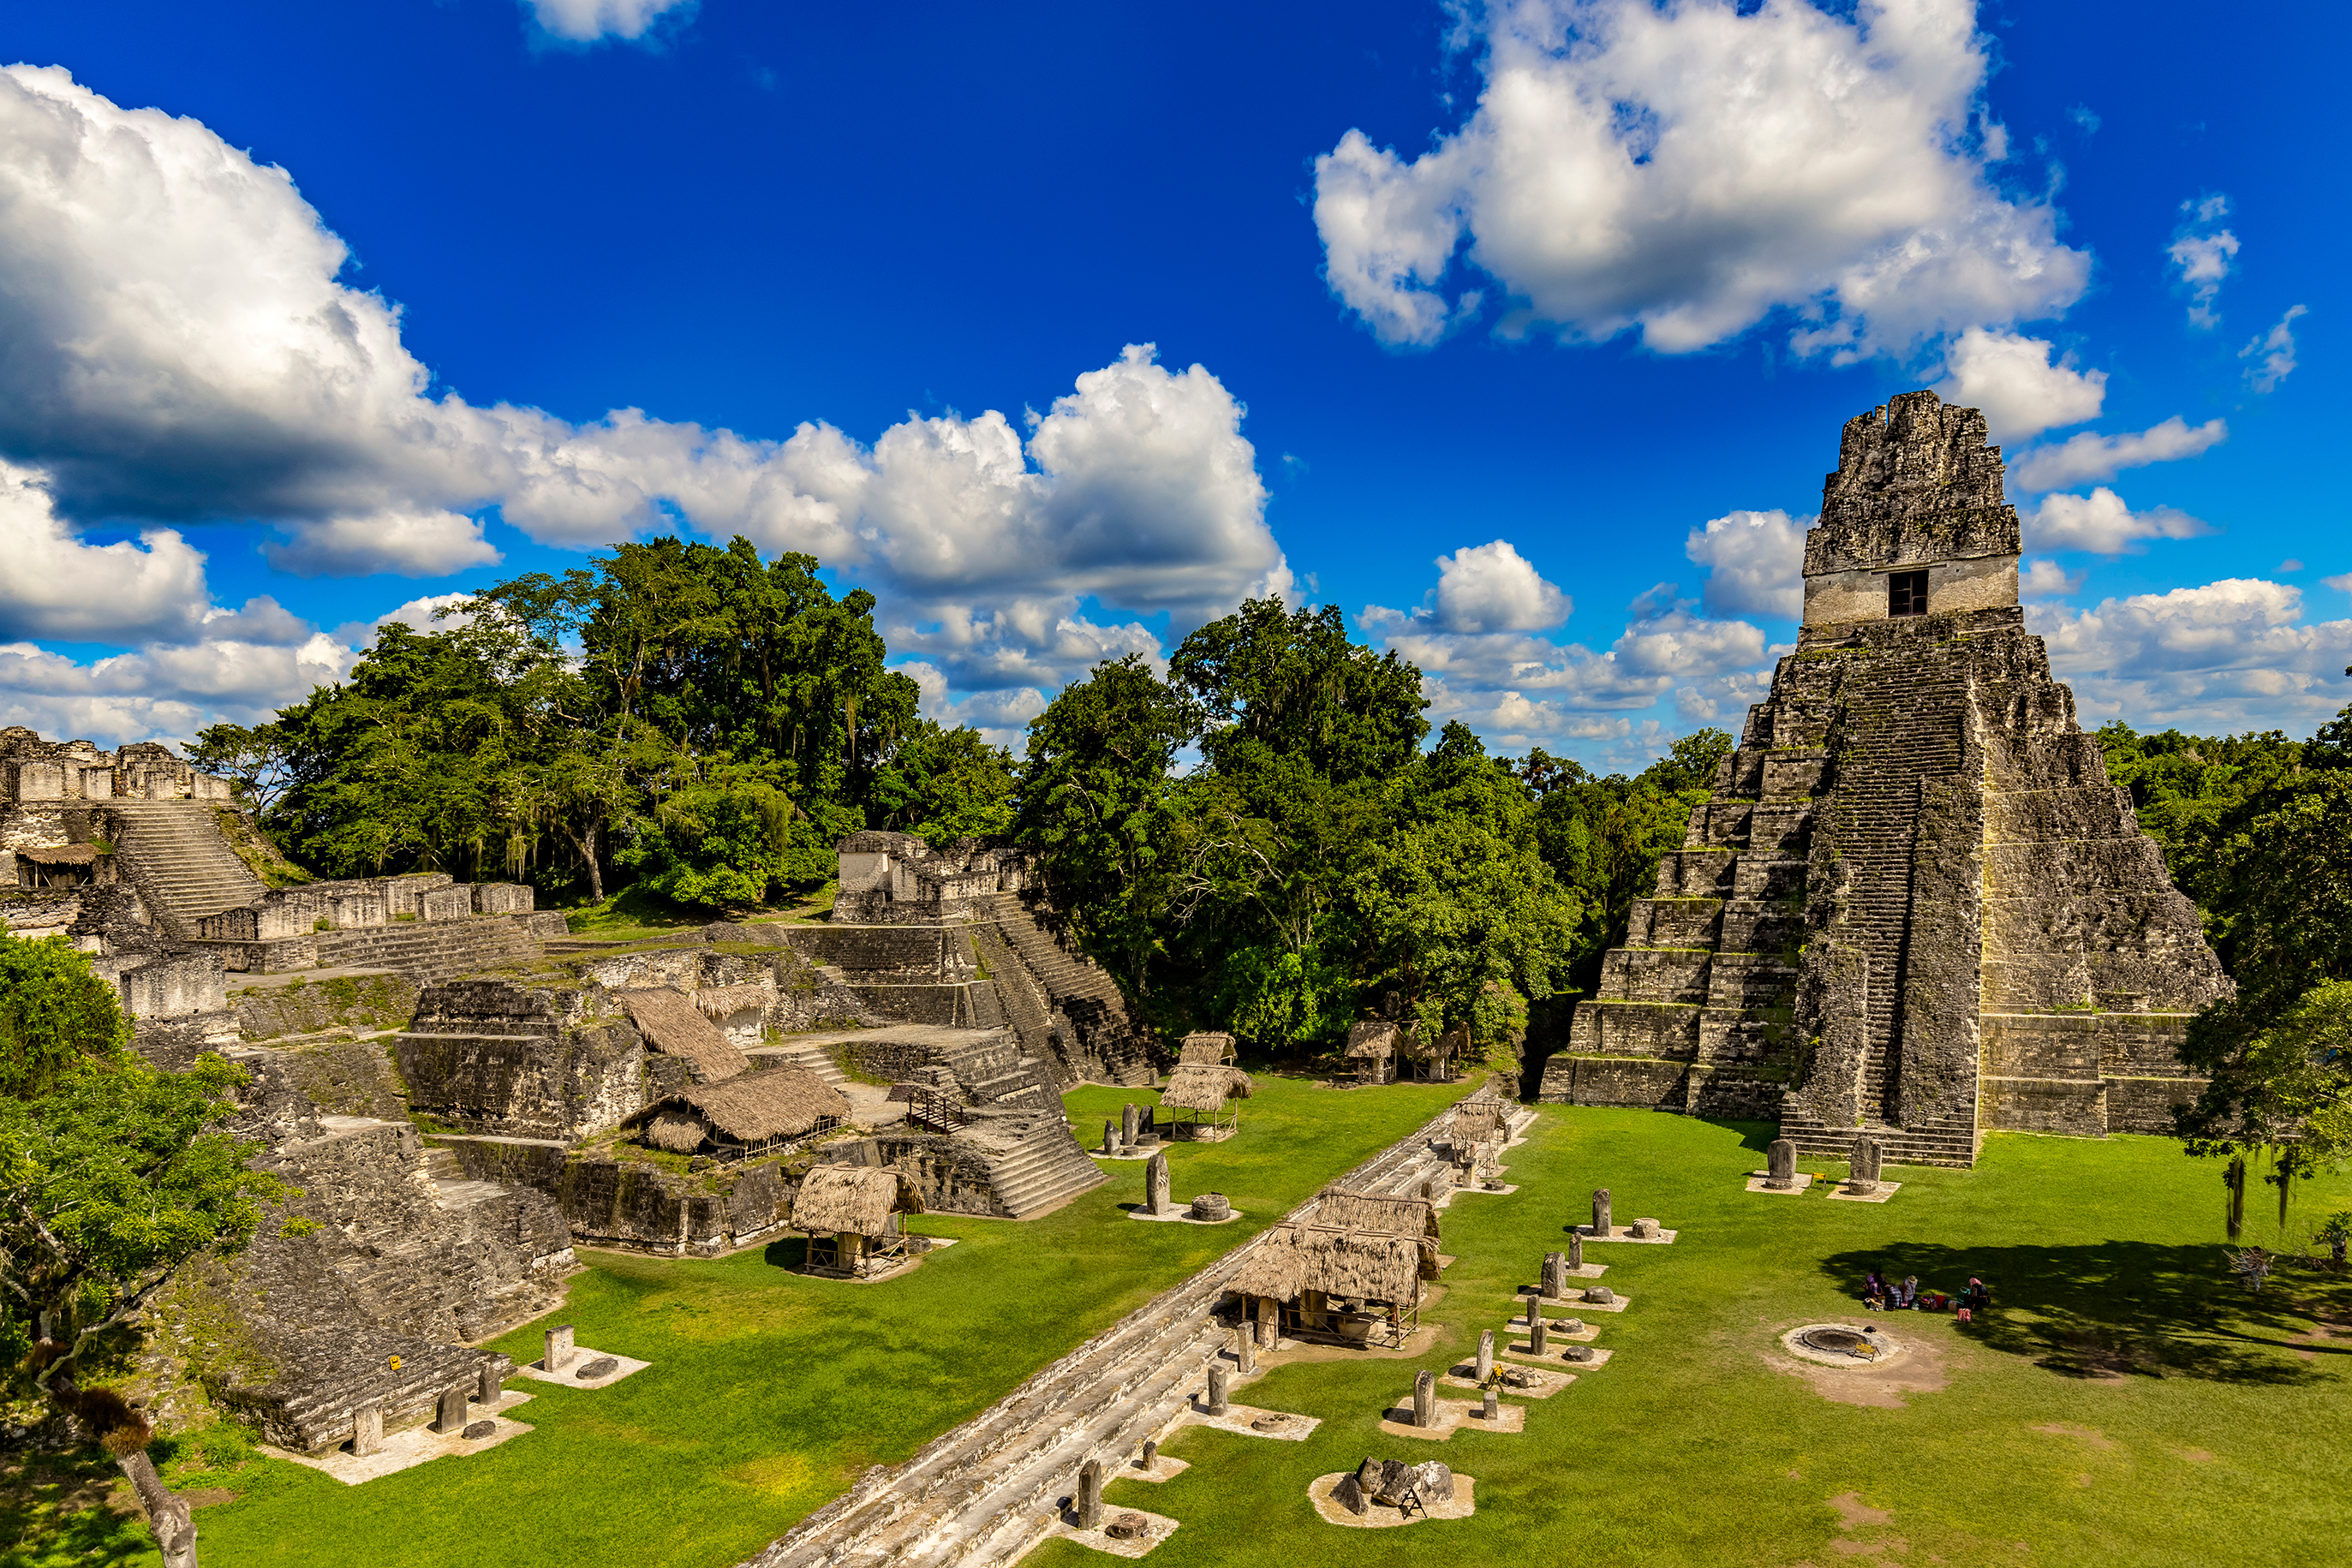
[1031,1108,2352,1568]
[54,1075,1459,1568]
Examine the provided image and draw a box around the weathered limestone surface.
[1540,392,2230,1164]
[396,981,645,1140]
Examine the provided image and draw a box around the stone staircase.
[981,897,1158,1087]
[744,1092,1478,1568]
[757,1038,857,1095]
[964,1113,1109,1219]
[1777,1106,1981,1168]
[313,917,544,981]
[104,798,266,939]
[1821,651,1969,1124]
[934,1033,1062,1112]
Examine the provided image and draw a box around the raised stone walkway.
[740,1085,1524,1568]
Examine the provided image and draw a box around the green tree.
[1,940,291,1568]
[0,926,132,1098]
[1346,724,1584,1058]
[867,721,1017,847]
[1013,654,1195,992]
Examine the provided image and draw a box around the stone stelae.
[1541,391,2230,1166]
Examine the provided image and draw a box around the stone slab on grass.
[1442,1367,1573,1398]
[1377,1398,1524,1440]
[1510,1310,1602,1338]
[1448,1183,1519,1197]
[517,1347,650,1389]
[1308,1471,1477,1527]
[1052,1506,1180,1557]
[1826,1181,1903,1203]
[1119,1454,1191,1483]
[1746,1172,1816,1195]
[1504,1340,1614,1368]
[1125,1205,1244,1225]
[1579,1224,1678,1243]
[263,1390,534,1485]
[1181,1402,1320,1440]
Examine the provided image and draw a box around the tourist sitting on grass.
[1898,1275,1919,1309]
[1861,1274,1888,1311]
[1959,1277,1990,1311]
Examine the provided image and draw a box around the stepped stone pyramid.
[1539,391,2231,1166]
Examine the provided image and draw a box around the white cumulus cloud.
[1387,540,1572,635]
[1685,509,1807,619]
[0,461,213,642]
[2006,415,2227,493]
[2017,557,2082,599]
[522,0,695,44]
[1932,328,2105,444]
[0,68,1286,718]
[2242,305,2307,394]
[2027,488,2211,556]
[2167,195,2238,329]
[2033,577,2352,734]
[1312,0,2089,359]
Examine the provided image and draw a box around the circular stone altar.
[1780,1322,1906,1368]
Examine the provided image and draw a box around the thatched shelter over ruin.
[1226,1213,1436,1350]
[1160,1062,1254,1139]
[792,1164,925,1276]
[1177,1031,1236,1067]
[1344,1021,1399,1086]
[1315,1186,1441,1252]
[632,1067,849,1159]
[618,986,752,1082]
[1397,1025,1463,1082]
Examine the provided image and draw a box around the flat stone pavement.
[739,1088,1529,1568]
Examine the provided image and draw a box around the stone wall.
[397,981,646,1138]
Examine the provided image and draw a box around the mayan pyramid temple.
[1539,390,2231,1166]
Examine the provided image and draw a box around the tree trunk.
[116,1448,198,1568]
[575,820,603,902]
[2225,1156,2247,1241]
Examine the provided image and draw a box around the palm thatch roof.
[1315,1186,1441,1244]
[1227,1222,1428,1303]
[1451,1103,1505,1143]
[1398,1026,1463,1063]
[691,984,770,1020]
[1344,1021,1398,1060]
[1178,1032,1236,1066]
[634,1066,850,1151]
[791,1164,922,1236]
[618,987,751,1082]
[642,1110,707,1154]
[1161,1063,1255,1112]
[16,843,101,864]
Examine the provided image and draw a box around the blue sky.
[0,0,2342,769]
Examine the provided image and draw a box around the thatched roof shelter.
[618,987,751,1082]
[1227,1222,1428,1303]
[1316,1187,1441,1243]
[17,843,100,864]
[1398,1026,1463,1064]
[1178,1032,1236,1066]
[791,1164,922,1237]
[1161,1063,1255,1113]
[1344,1021,1398,1060]
[691,984,769,1021]
[634,1066,849,1154]
[1451,1102,1505,1143]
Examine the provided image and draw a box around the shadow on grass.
[1,1451,152,1567]
[761,1235,810,1269]
[1820,1240,2351,1385]
[1695,1117,1779,1156]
